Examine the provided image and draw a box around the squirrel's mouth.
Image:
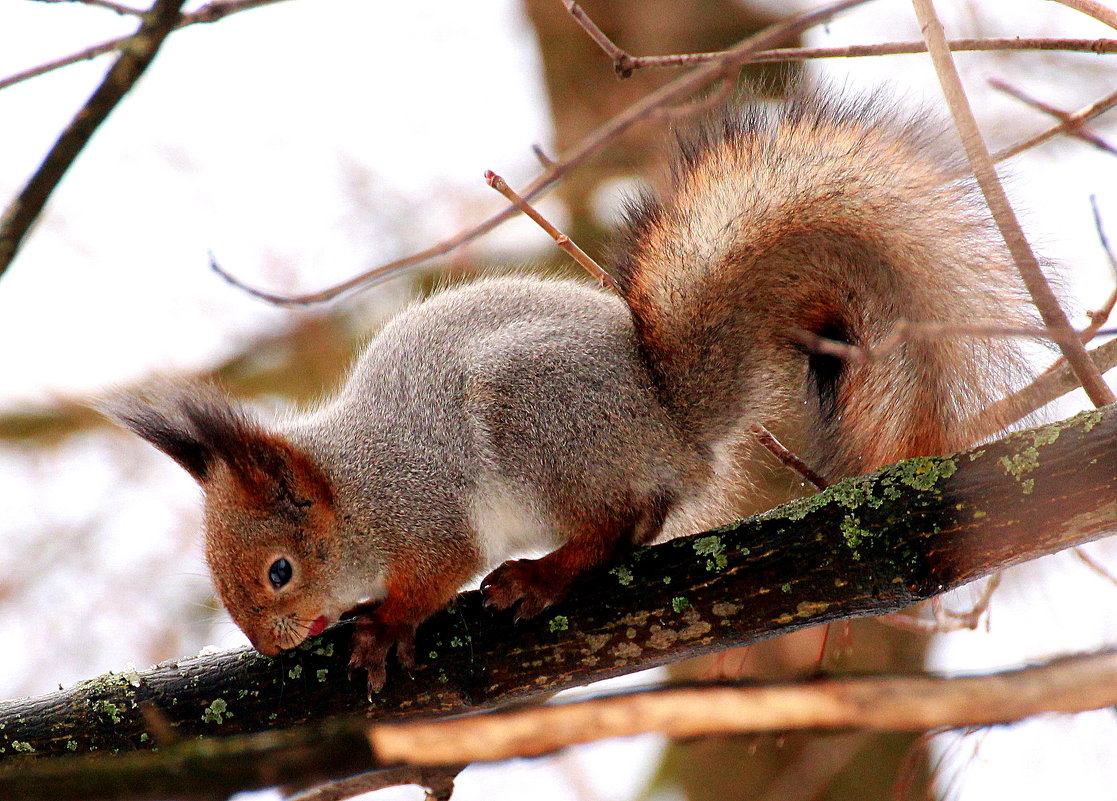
[307,615,330,638]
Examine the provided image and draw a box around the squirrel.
[105,91,1030,693]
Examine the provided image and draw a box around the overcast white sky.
[1,2,1116,800]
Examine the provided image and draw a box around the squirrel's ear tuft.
[98,384,254,484]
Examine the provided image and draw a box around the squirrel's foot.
[348,617,417,696]
[481,558,570,620]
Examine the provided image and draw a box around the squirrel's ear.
[99,384,254,484]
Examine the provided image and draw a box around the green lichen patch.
[892,456,958,492]
[10,741,33,754]
[1080,409,1104,433]
[316,669,329,683]
[548,615,569,633]
[997,423,1065,495]
[287,665,303,680]
[693,536,728,570]
[611,566,634,586]
[671,597,692,613]
[781,582,792,593]
[201,698,229,725]
[91,700,124,725]
[840,514,867,560]
[66,740,78,751]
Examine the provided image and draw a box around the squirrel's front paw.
[348,618,417,696]
[481,558,569,620]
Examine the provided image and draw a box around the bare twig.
[912,0,1116,407]
[879,575,1001,634]
[366,650,1117,766]
[484,170,617,291]
[285,766,463,801]
[559,1,1117,72]
[749,423,830,490]
[562,0,635,77]
[593,38,1117,73]
[794,321,1109,366]
[0,0,293,92]
[210,0,873,305]
[969,337,1117,431]
[0,0,189,282]
[531,143,555,169]
[1051,0,1117,33]
[1087,196,1117,336]
[990,78,1117,157]
[31,0,142,14]
[993,84,1117,163]
[1072,546,1117,588]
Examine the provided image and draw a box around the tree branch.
[0,0,188,282]
[912,0,1116,407]
[0,404,1112,777]
[4,648,1117,800]
[0,0,293,92]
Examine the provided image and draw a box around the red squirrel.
[106,92,1030,693]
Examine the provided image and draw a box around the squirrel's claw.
[348,618,418,696]
[481,558,568,619]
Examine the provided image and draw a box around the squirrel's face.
[100,386,344,657]
[202,459,340,656]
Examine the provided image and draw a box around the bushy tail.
[613,90,1032,479]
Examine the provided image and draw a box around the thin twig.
[879,575,1001,633]
[562,0,635,77]
[31,0,142,14]
[969,338,1117,432]
[209,0,874,305]
[912,0,1116,407]
[531,143,555,169]
[1087,196,1117,336]
[1072,546,1117,588]
[0,0,189,282]
[749,423,830,490]
[484,170,617,291]
[793,321,1111,366]
[990,78,1117,157]
[993,84,1117,163]
[599,38,1117,73]
[0,0,292,92]
[940,573,1001,629]
[1051,0,1117,33]
[559,1,1117,72]
[285,766,463,801]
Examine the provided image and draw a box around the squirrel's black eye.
[268,558,293,589]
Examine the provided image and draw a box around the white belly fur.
[469,473,562,568]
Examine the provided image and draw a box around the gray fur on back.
[286,277,702,576]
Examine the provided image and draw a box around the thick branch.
[0,404,1111,774]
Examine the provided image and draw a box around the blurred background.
[1,1,1116,799]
